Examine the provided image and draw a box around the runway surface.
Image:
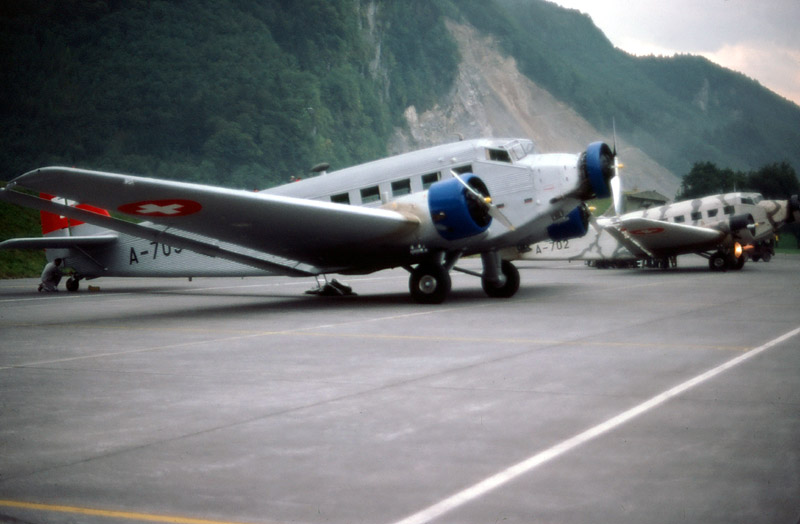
[1,255,799,524]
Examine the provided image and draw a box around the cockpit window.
[504,140,534,161]
[486,148,512,163]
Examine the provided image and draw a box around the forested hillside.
[2,0,799,191]
[461,0,800,178]
[0,0,458,188]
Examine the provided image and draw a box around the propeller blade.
[610,121,624,216]
[450,170,515,231]
[611,159,624,216]
[488,206,516,231]
[451,170,485,201]
[612,117,618,156]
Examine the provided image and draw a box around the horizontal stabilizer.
[0,235,118,250]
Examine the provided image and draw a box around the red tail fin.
[39,193,111,235]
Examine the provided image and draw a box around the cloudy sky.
[548,0,800,106]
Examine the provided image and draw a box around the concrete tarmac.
[1,255,798,524]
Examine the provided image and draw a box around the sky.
[548,0,800,106]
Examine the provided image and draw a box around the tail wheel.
[482,260,520,298]
[409,263,451,304]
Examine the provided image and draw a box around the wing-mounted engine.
[427,174,492,240]
[721,213,757,242]
[547,204,590,241]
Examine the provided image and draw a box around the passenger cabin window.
[691,211,702,221]
[331,192,350,205]
[741,197,754,205]
[422,172,440,189]
[674,215,685,223]
[707,209,718,218]
[487,148,512,163]
[452,165,473,175]
[391,179,411,197]
[723,205,735,215]
[360,186,381,204]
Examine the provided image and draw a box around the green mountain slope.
[0,0,458,188]
[1,0,798,187]
[461,0,800,178]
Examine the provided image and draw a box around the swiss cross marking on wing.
[118,199,202,217]
[136,203,183,215]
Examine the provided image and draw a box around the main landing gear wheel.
[709,253,728,272]
[409,263,451,304]
[482,260,520,298]
[66,277,80,292]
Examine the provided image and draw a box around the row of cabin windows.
[671,205,735,223]
[328,170,452,206]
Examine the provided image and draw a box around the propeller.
[450,170,516,231]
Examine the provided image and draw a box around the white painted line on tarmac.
[391,325,800,524]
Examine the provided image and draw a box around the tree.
[745,162,800,199]
[676,162,744,200]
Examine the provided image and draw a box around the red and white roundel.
[629,227,664,235]
[118,199,202,217]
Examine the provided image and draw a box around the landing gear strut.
[407,252,522,304]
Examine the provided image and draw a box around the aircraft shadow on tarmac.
[13,281,578,327]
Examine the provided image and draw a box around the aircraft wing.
[613,217,724,256]
[4,167,420,271]
[0,235,118,250]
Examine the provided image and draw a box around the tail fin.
[40,193,111,237]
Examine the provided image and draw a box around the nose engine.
[789,195,800,223]
[580,142,615,200]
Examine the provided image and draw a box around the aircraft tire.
[482,260,520,298]
[731,256,746,270]
[66,277,80,292]
[409,263,451,304]
[709,253,727,271]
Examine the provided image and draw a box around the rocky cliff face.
[389,21,681,199]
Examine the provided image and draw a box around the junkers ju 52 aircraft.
[517,192,799,271]
[1,138,621,303]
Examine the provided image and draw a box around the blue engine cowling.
[547,205,590,241]
[583,142,614,199]
[428,173,492,241]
